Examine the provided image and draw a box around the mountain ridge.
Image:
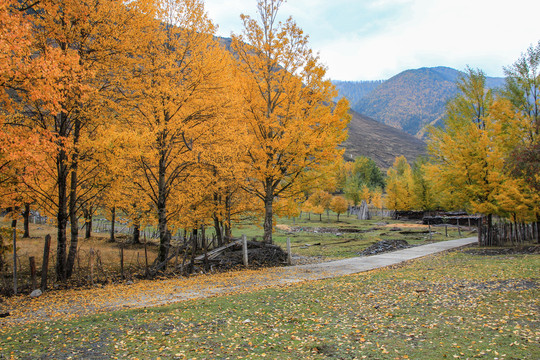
[334,66,506,138]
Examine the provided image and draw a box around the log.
[194,239,242,261]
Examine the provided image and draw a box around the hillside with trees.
[335,67,505,138]
[333,80,383,105]
[343,109,427,169]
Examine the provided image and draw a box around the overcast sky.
[204,0,540,81]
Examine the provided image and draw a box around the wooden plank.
[194,239,242,261]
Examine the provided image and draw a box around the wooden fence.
[478,219,539,246]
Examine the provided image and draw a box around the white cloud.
[204,0,540,80]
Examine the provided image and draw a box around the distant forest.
[332,80,384,105]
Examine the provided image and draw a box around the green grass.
[234,214,471,259]
[2,249,537,359]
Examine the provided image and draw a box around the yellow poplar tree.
[330,196,348,222]
[426,67,540,241]
[385,156,415,211]
[232,0,349,243]
[121,0,236,265]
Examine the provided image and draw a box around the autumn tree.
[426,65,540,243]
[411,157,439,211]
[427,68,497,215]
[340,156,384,205]
[330,196,348,222]
[233,0,349,243]
[385,156,415,211]
[2,0,155,280]
[0,0,56,217]
[120,0,237,266]
[501,41,540,224]
[306,190,331,221]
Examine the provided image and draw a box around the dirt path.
[0,237,477,327]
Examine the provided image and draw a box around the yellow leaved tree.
[385,156,415,211]
[1,0,150,279]
[232,0,349,243]
[427,64,539,244]
[119,0,238,266]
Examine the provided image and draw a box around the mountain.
[333,80,384,105]
[342,109,427,169]
[334,67,505,138]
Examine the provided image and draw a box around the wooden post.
[29,256,37,290]
[120,246,124,280]
[428,222,432,241]
[89,248,95,285]
[41,234,51,291]
[242,234,248,267]
[12,226,17,295]
[287,237,292,265]
[457,219,461,237]
[144,233,149,277]
[445,225,448,237]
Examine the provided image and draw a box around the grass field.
[262,214,469,259]
[1,248,538,359]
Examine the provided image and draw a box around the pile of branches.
[185,240,288,273]
[358,239,412,256]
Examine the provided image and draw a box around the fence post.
[29,256,37,290]
[89,248,95,285]
[41,234,51,291]
[120,246,124,280]
[242,234,248,267]
[12,226,17,295]
[287,237,292,265]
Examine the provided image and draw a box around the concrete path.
[1,237,477,326]
[292,237,478,278]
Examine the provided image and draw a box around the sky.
[204,0,540,81]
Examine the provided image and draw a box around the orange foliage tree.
[330,196,348,222]
[118,0,238,266]
[232,0,349,243]
[1,0,152,279]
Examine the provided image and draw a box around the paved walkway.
[1,237,477,326]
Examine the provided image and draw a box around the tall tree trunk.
[22,203,30,238]
[263,182,274,244]
[213,193,223,246]
[213,214,223,247]
[132,221,141,244]
[487,214,493,246]
[224,194,232,240]
[109,206,116,243]
[66,119,81,278]
[84,207,92,239]
[56,146,69,281]
[157,154,169,265]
